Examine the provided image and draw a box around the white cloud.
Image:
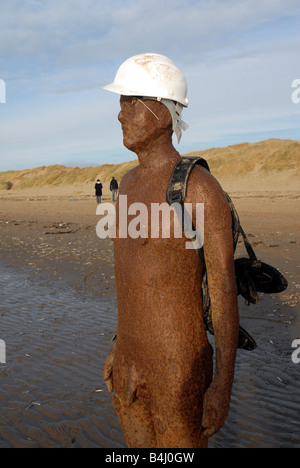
[1,0,299,65]
[0,0,299,170]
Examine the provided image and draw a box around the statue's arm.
[202,180,239,437]
[104,339,117,393]
[188,168,239,438]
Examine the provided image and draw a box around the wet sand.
[0,186,299,448]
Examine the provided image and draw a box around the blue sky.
[0,0,299,171]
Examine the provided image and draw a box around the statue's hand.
[201,380,231,438]
[103,341,116,393]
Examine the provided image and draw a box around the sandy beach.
[0,0,299,448]
[0,176,299,448]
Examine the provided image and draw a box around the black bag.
[166,156,288,351]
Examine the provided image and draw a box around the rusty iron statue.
[103,53,239,448]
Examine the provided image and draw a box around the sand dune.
[0,139,299,195]
[187,138,300,177]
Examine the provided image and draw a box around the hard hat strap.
[137,99,160,121]
[137,96,189,144]
[161,99,189,144]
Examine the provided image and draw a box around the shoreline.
[0,187,299,307]
[0,186,299,448]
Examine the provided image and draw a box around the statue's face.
[118,96,169,152]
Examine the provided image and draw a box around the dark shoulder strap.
[166,157,210,264]
[166,157,210,205]
[167,156,260,268]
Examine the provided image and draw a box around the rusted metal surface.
[104,96,239,448]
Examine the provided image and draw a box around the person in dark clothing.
[95,179,103,204]
[110,176,119,202]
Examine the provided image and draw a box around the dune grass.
[1,139,299,190]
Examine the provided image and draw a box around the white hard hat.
[103,53,188,107]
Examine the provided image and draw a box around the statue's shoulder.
[119,166,140,192]
[186,163,226,207]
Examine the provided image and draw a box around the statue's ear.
[153,101,172,132]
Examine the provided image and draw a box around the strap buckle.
[170,190,183,204]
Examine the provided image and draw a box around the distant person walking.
[110,176,119,202]
[95,179,103,204]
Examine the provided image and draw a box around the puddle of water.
[0,262,299,448]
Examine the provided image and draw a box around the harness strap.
[166,155,258,351]
[239,225,260,266]
[166,156,242,263]
[166,156,210,206]
[166,157,210,264]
